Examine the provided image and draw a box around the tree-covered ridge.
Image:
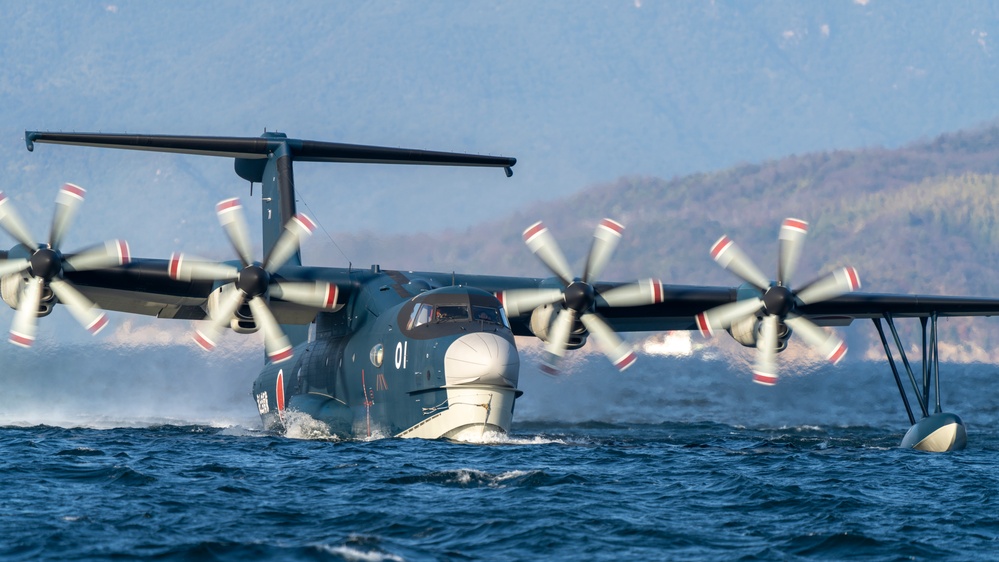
[315,125,999,359]
[325,124,999,294]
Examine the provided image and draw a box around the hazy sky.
[3,0,999,349]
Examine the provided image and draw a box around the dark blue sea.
[3,343,999,561]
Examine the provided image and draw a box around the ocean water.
[2,346,999,561]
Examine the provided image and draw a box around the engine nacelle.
[528,303,587,350]
[1,273,55,317]
[205,286,259,335]
[727,315,791,352]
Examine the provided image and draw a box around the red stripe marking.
[117,240,130,265]
[324,284,338,308]
[0,192,8,204]
[270,347,293,363]
[168,253,182,279]
[651,279,663,304]
[695,312,713,337]
[216,198,241,213]
[87,314,109,335]
[753,372,778,386]
[845,267,861,291]
[276,370,286,412]
[782,218,808,233]
[9,331,34,347]
[294,214,316,234]
[600,218,625,236]
[615,352,637,371]
[194,331,215,351]
[523,222,546,243]
[61,183,86,199]
[495,292,505,308]
[710,236,732,260]
[828,341,847,364]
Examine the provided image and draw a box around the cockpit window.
[433,305,469,322]
[409,303,472,328]
[400,287,513,338]
[472,305,510,328]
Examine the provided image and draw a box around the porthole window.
[369,344,384,367]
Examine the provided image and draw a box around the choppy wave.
[3,355,999,559]
[2,420,998,560]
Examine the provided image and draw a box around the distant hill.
[326,124,999,291]
[319,124,999,359]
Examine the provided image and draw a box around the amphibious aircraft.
[3,131,999,452]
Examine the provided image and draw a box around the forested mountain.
[326,124,999,294]
[318,124,999,359]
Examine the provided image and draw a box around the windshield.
[408,303,509,329]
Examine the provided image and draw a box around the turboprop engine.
[528,303,587,351]
[204,285,260,335]
[724,283,791,352]
[727,313,790,353]
[1,268,55,318]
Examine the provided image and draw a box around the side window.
[409,304,433,329]
[499,307,511,329]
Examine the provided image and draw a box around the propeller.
[497,218,665,374]
[0,185,130,347]
[169,198,340,363]
[695,218,861,385]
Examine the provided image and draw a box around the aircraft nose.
[444,333,520,388]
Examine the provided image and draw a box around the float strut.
[873,318,916,425]
[921,317,929,412]
[883,312,929,418]
[932,312,942,414]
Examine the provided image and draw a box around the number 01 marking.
[394,341,408,370]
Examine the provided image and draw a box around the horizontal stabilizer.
[25,131,516,174]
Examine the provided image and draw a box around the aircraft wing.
[448,275,999,334]
[53,264,999,336]
[63,260,361,324]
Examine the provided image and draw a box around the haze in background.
[5,1,999,249]
[3,1,999,401]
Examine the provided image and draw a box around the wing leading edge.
[63,262,999,331]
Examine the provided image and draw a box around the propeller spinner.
[695,218,861,385]
[168,198,339,363]
[498,219,664,374]
[0,185,130,347]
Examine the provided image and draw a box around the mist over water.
[517,349,999,432]
[3,339,997,434]
[0,342,262,429]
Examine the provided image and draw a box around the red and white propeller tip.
[0,185,127,347]
[510,218,659,374]
[698,218,861,385]
[180,199,334,363]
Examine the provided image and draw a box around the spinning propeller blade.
[50,183,86,251]
[9,277,43,348]
[697,218,860,385]
[0,186,127,346]
[216,198,255,267]
[510,218,663,374]
[523,222,574,285]
[177,199,340,362]
[0,192,37,249]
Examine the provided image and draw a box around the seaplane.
[3,130,997,452]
